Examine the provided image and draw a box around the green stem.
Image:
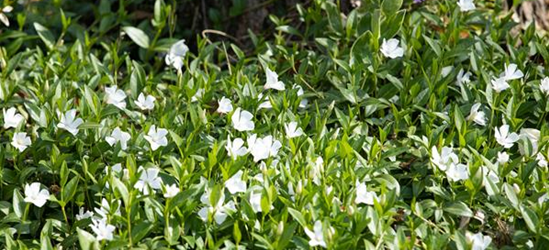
[61,205,70,226]
[127,195,133,247]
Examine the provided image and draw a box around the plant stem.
[61,205,70,226]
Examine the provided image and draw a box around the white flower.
[540,77,549,95]
[24,182,50,207]
[431,146,459,171]
[284,122,304,138]
[482,166,499,184]
[76,207,94,220]
[90,218,116,241]
[105,86,127,109]
[467,103,486,126]
[225,170,247,194]
[304,221,327,248]
[164,184,179,198]
[191,88,204,102]
[491,77,509,93]
[248,135,282,162]
[144,125,168,151]
[501,63,524,81]
[497,151,509,165]
[231,108,255,132]
[165,39,189,70]
[217,96,233,114]
[495,125,519,148]
[446,163,470,182]
[250,190,263,213]
[0,5,13,27]
[380,38,404,59]
[466,232,492,250]
[441,66,453,77]
[135,93,155,110]
[310,156,324,186]
[258,93,273,109]
[355,181,377,205]
[456,69,472,85]
[198,190,236,225]
[264,68,285,91]
[11,132,31,152]
[134,167,163,195]
[105,127,131,150]
[57,109,83,136]
[457,0,475,12]
[293,84,308,108]
[94,198,121,219]
[3,107,24,129]
[225,136,248,160]
[519,128,541,155]
[537,153,548,167]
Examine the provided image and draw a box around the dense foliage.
[1,0,549,249]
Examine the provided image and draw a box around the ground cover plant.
[1,0,549,249]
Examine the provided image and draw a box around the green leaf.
[288,208,307,228]
[77,228,98,250]
[12,189,25,218]
[132,220,155,242]
[33,22,56,49]
[61,176,79,202]
[112,177,130,207]
[443,201,473,217]
[130,61,146,98]
[382,0,403,16]
[521,206,539,234]
[123,26,150,49]
[504,183,519,209]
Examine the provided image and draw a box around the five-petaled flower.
[501,63,524,81]
[217,96,233,114]
[466,232,492,250]
[163,183,180,198]
[3,107,24,129]
[284,122,304,138]
[165,39,189,70]
[264,68,285,91]
[495,124,519,148]
[135,93,155,110]
[225,170,247,194]
[457,0,475,12]
[198,189,236,225]
[491,77,509,93]
[380,38,404,59]
[355,181,378,205]
[226,136,248,160]
[431,146,459,171]
[467,103,487,126]
[144,125,168,151]
[231,108,255,132]
[134,167,163,195]
[304,221,329,248]
[57,109,84,136]
[446,163,470,182]
[11,132,31,152]
[497,151,510,165]
[247,134,282,162]
[24,182,50,207]
[105,127,131,150]
[105,86,127,109]
[90,218,116,241]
